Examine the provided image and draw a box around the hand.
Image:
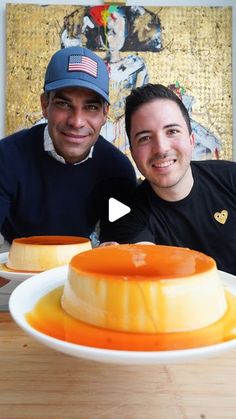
[136,241,154,245]
[99,241,119,247]
[99,241,154,247]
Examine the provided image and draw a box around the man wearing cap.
[0,47,136,245]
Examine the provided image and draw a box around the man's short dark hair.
[125,83,192,146]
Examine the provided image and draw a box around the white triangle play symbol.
[109,198,131,222]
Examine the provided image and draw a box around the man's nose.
[67,108,85,127]
[151,134,169,154]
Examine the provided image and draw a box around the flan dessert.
[7,235,91,272]
[61,244,227,334]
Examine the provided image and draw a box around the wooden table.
[1,312,236,418]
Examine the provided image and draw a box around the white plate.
[0,252,35,281]
[9,267,236,365]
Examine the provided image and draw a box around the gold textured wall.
[6,4,232,160]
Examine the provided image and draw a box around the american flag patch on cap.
[68,54,98,77]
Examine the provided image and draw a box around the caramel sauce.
[71,244,215,280]
[26,287,236,351]
[13,235,89,245]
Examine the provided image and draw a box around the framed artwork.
[6,4,232,168]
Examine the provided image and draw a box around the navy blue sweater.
[0,124,136,242]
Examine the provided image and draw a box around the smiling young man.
[0,47,136,245]
[102,83,236,275]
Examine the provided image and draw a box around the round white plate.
[9,267,236,365]
[0,252,36,281]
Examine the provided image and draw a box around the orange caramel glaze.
[11,235,89,246]
[69,244,215,280]
[26,286,236,351]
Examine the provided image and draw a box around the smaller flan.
[61,244,227,334]
[7,235,91,272]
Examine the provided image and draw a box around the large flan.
[61,244,227,333]
[7,235,91,272]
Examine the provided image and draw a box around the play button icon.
[108,198,131,222]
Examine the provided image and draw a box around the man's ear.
[190,131,195,147]
[102,103,109,125]
[103,103,109,116]
[40,92,49,119]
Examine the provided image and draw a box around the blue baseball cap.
[44,47,110,103]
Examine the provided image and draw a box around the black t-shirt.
[101,160,236,275]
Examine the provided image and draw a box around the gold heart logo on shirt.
[214,210,228,224]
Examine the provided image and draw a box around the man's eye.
[86,104,100,111]
[54,101,70,109]
[167,129,179,135]
[137,136,150,143]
